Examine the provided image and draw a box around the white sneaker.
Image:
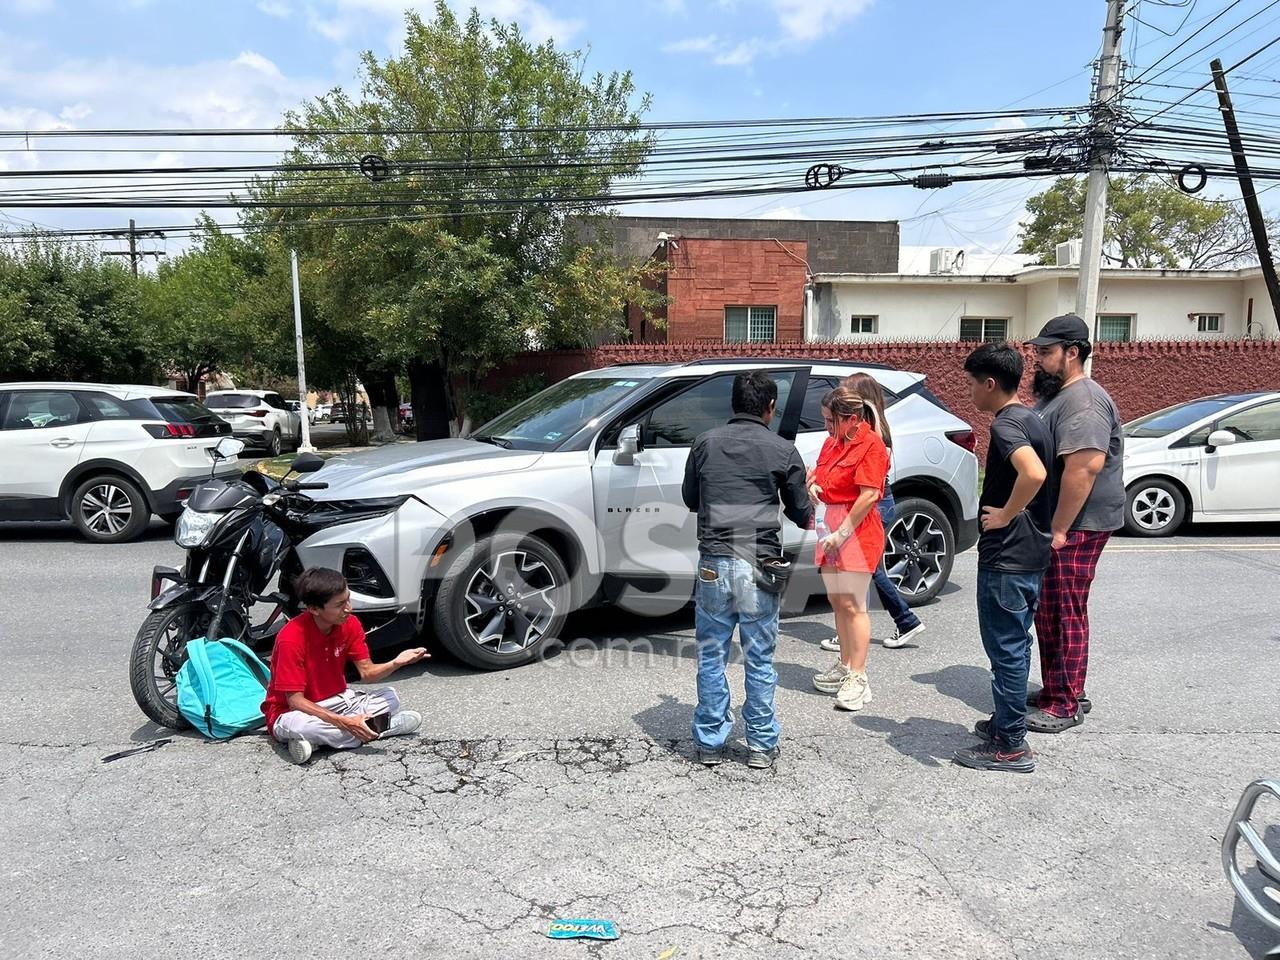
[819,636,840,652]
[834,672,873,711]
[385,710,422,738]
[287,738,314,765]
[882,622,926,649]
[813,659,851,694]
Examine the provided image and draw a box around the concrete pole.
[290,249,315,454]
[1075,0,1126,371]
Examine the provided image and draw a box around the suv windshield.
[205,394,260,409]
[1124,396,1246,438]
[475,376,649,450]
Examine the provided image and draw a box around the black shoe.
[1025,706,1084,733]
[1026,690,1092,715]
[696,747,724,766]
[975,716,994,741]
[746,746,779,769]
[953,739,1035,773]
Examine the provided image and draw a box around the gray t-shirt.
[1036,378,1125,532]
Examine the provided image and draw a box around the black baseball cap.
[1027,313,1091,346]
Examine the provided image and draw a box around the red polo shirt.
[261,613,370,737]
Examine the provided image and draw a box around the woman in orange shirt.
[809,387,890,711]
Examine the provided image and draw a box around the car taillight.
[946,429,977,452]
[143,423,197,439]
[247,409,269,418]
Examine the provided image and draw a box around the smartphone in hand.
[365,712,391,736]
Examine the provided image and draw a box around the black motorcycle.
[128,440,330,728]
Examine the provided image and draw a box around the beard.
[1033,369,1065,401]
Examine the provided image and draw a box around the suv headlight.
[294,496,410,529]
[175,509,220,548]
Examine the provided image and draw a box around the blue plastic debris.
[546,919,621,941]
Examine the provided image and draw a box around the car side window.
[266,394,287,410]
[642,372,797,448]
[80,393,133,420]
[1216,401,1280,443]
[798,378,839,432]
[0,390,84,430]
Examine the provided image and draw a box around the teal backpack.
[176,638,272,740]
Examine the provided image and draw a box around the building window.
[725,305,776,343]
[850,315,878,335]
[1196,313,1222,333]
[959,317,1008,342]
[1096,314,1133,342]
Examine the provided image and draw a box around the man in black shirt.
[681,371,813,769]
[954,343,1054,774]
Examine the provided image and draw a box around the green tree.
[1018,174,1277,269]
[0,239,156,382]
[248,2,661,439]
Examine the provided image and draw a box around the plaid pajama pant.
[1032,530,1112,718]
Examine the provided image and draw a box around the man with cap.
[1025,314,1125,732]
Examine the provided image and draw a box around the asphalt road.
[1,520,1278,959]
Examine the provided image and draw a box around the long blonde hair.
[843,372,892,449]
[823,386,879,442]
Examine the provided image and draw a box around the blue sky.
[0,0,1274,258]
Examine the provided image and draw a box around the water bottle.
[815,509,830,564]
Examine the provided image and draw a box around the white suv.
[204,389,302,457]
[0,383,239,542]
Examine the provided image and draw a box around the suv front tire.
[71,474,150,543]
[885,497,954,606]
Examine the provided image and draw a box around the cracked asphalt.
[2,520,1279,959]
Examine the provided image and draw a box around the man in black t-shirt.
[954,343,1055,774]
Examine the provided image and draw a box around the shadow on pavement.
[631,692,693,762]
[0,520,174,544]
[910,664,993,713]
[850,714,974,768]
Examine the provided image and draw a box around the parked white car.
[1122,391,1280,536]
[0,382,238,542]
[285,399,316,426]
[204,389,302,457]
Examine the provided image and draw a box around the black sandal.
[1025,707,1084,733]
[1026,690,1092,715]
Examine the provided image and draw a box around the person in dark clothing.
[681,371,814,769]
[954,343,1055,774]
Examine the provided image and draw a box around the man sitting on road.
[263,567,428,765]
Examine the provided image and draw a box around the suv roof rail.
[681,357,896,371]
[603,360,678,367]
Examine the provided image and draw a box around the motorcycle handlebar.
[290,481,329,491]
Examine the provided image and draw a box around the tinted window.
[1217,401,1280,443]
[1,391,83,430]
[798,377,839,432]
[265,394,288,410]
[478,376,649,451]
[80,392,133,420]
[1125,397,1246,439]
[644,372,797,447]
[148,397,221,425]
[205,394,261,409]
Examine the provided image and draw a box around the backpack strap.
[213,637,271,690]
[184,639,218,737]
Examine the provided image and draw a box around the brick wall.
[483,339,1280,460]
[665,238,809,341]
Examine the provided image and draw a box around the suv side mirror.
[1206,429,1237,453]
[614,424,643,466]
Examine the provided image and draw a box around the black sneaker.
[746,747,779,769]
[953,740,1035,774]
[974,716,994,741]
[696,747,724,767]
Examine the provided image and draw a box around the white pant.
[272,687,401,750]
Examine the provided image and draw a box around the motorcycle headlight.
[175,509,220,548]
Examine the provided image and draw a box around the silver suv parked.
[289,359,979,668]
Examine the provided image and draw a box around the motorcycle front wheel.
[128,602,246,729]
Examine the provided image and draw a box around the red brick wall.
[664,238,808,342]
[483,339,1280,460]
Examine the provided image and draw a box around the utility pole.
[1211,58,1280,335]
[290,249,315,454]
[1075,0,1127,361]
[102,219,165,276]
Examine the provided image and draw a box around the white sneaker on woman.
[819,636,840,652]
[812,659,851,694]
[834,672,872,711]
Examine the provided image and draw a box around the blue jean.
[976,567,1045,747]
[693,554,782,752]
[872,495,920,631]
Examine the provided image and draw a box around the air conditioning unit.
[929,247,966,274]
[1056,239,1082,267]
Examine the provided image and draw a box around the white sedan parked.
[1122,391,1280,536]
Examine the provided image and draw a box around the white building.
[809,245,1278,342]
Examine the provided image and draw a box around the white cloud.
[758,205,810,220]
[303,0,582,47]
[713,40,762,66]
[770,0,872,43]
[663,0,872,67]
[662,34,718,54]
[257,0,293,17]
[657,0,685,12]
[7,0,55,13]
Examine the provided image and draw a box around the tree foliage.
[1018,174,1277,269]
[248,2,663,437]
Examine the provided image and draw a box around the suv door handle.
[49,438,77,449]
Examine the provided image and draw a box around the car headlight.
[175,509,220,548]
[294,496,411,529]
